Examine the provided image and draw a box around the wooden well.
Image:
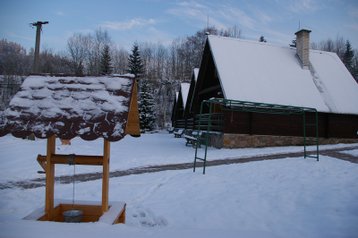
[33,136,127,224]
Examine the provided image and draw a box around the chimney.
[295,29,311,69]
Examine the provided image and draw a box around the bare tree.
[67,33,92,75]
[111,46,128,74]
[0,39,30,75]
[87,29,111,75]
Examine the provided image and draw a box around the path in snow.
[1,145,357,190]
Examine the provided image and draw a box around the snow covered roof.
[180,83,190,108]
[193,68,199,82]
[208,35,358,115]
[0,75,138,141]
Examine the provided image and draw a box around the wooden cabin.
[0,74,140,223]
[171,82,190,128]
[189,30,358,148]
[183,68,199,129]
[171,69,200,129]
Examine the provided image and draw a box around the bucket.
[63,209,83,223]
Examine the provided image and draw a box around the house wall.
[222,111,358,139]
[201,110,357,148]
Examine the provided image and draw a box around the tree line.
[1,26,358,129]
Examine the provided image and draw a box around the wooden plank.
[113,204,126,224]
[37,203,126,224]
[102,139,110,213]
[37,154,103,166]
[125,80,141,137]
[45,135,56,220]
[60,204,103,216]
[37,154,46,171]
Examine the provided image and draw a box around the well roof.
[0,75,136,141]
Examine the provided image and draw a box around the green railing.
[193,98,319,174]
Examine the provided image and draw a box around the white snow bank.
[0,133,357,183]
[0,154,357,238]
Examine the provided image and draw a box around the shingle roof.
[208,35,358,115]
[0,75,136,141]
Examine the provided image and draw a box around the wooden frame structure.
[36,136,122,222]
[0,75,141,224]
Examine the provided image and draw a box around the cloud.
[252,8,273,25]
[218,5,256,30]
[348,7,358,19]
[100,18,156,30]
[166,1,210,26]
[288,0,319,13]
[167,1,256,30]
[347,23,358,31]
[56,11,64,16]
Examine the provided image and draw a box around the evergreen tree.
[138,79,156,132]
[290,39,296,48]
[343,40,354,74]
[128,42,144,78]
[100,44,112,75]
[259,36,267,43]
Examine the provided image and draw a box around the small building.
[189,30,358,148]
[0,74,140,223]
[184,68,199,128]
[171,82,190,128]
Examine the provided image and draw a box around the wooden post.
[102,139,110,213]
[45,135,56,220]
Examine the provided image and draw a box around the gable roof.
[193,68,199,82]
[180,82,190,109]
[184,68,199,118]
[0,75,139,141]
[207,35,358,115]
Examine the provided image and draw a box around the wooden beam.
[37,154,103,166]
[102,139,110,213]
[45,135,56,220]
[125,80,140,137]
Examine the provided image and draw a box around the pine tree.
[138,80,156,132]
[259,36,267,43]
[100,45,112,75]
[128,42,144,78]
[343,40,354,74]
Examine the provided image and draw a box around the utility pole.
[31,21,48,74]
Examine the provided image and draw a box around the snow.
[193,68,199,81]
[309,50,358,114]
[208,35,358,115]
[0,132,357,238]
[1,75,134,141]
[12,75,131,117]
[180,82,190,108]
[341,149,358,157]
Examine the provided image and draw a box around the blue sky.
[0,0,357,53]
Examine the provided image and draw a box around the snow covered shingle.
[0,75,138,141]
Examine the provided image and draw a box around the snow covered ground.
[0,132,357,238]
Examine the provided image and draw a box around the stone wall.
[205,132,358,148]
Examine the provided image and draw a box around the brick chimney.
[295,29,311,69]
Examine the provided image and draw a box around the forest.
[1,26,358,129]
